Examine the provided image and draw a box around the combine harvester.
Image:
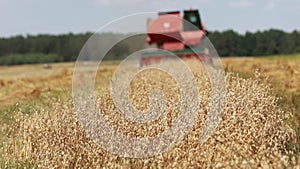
[141,9,210,66]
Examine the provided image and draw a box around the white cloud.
[264,0,279,10]
[93,0,145,6]
[264,0,298,10]
[195,0,215,4]
[96,0,110,5]
[151,1,179,10]
[266,2,276,9]
[230,0,255,8]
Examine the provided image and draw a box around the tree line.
[208,29,300,56]
[0,29,299,65]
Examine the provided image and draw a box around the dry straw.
[2,60,298,168]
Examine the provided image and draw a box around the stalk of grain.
[2,60,297,168]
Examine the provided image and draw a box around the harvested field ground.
[0,55,299,168]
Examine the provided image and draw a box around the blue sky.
[0,0,299,37]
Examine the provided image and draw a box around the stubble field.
[0,55,299,168]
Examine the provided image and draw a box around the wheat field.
[0,55,299,168]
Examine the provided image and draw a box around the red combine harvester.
[141,9,209,66]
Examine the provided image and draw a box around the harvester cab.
[183,9,204,31]
[141,9,210,67]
